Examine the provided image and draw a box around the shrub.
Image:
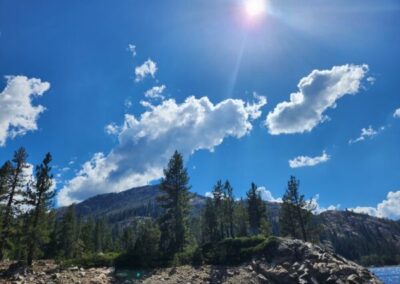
[170,245,203,266]
[202,236,280,265]
[61,252,120,268]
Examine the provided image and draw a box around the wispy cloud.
[135,59,157,82]
[289,151,330,168]
[144,85,166,100]
[366,76,376,85]
[127,44,136,57]
[348,125,384,144]
[265,64,368,135]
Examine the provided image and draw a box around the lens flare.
[244,0,266,17]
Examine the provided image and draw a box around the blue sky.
[0,0,399,218]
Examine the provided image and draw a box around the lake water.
[369,266,400,284]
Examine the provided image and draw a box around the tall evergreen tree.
[60,205,77,258]
[81,217,95,254]
[212,180,225,240]
[202,197,218,243]
[246,182,266,235]
[0,147,29,260]
[234,200,249,237]
[120,227,135,251]
[94,218,113,253]
[223,180,235,238]
[46,212,61,258]
[26,153,55,265]
[157,151,190,257]
[0,161,12,203]
[279,176,313,242]
[131,220,160,267]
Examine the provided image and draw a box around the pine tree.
[212,180,225,240]
[26,153,55,265]
[246,182,266,235]
[46,212,60,258]
[122,219,160,268]
[223,180,235,238]
[93,218,113,253]
[279,176,313,242]
[60,205,77,258]
[0,161,12,203]
[0,147,29,260]
[81,217,95,254]
[202,197,218,243]
[157,151,190,257]
[120,227,134,251]
[234,200,249,237]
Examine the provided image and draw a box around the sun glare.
[244,0,266,17]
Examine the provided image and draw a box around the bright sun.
[244,0,266,17]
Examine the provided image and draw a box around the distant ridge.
[57,184,207,221]
[57,185,400,265]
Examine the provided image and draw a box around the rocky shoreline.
[0,238,382,284]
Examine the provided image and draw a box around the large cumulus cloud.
[265,64,368,135]
[58,95,267,206]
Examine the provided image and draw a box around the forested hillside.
[56,182,400,266]
[1,148,399,269]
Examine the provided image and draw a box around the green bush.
[170,245,203,266]
[202,236,280,265]
[61,252,120,268]
[115,236,281,269]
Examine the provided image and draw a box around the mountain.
[58,185,207,224]
[317,210,400,265]
[57,185,400,265]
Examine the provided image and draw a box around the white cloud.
[127,44,136,57]
[288,151,330,168]
[394,108,400,118]
[348,125,383,144]
[205,192,215,198]
[135,59,157,82]
[309,194,340,214]
[58,95,267,206]
[145,85,166,100]
[0,75,50,146]
[104,122,121,136]
[350,191,400,220]
[366,76,376,85]
[256,186,282,202]
[265,64,368,135]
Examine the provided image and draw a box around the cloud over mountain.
[265,64,368,135]
[351,191,400,220]
[58,95,267,206]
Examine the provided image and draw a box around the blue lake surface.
[369,266,400,284]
